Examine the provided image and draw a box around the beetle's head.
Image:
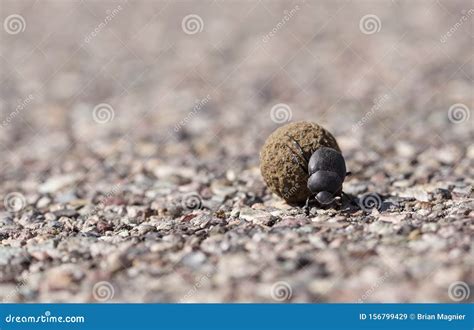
[307,170,343,204]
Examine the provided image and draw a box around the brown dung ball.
[260,121,341,205]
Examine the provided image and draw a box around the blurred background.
[0,0,472,302]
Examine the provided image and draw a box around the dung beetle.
[285,134,351,211]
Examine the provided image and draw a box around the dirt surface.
[0,0,472,302]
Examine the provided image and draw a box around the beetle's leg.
[289,151,308,174]
[346,171,352,176]
[285,134,309,163]
[285,143,308,175]
[304,196,311,215]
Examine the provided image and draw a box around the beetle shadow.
[296,193,403,216]
[338,193,404,215]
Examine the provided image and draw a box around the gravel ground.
[0,0,472,303]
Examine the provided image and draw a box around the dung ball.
[260,121,341,205]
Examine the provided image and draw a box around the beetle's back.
[308,147,346,179]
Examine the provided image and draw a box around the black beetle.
[285,134,351,210]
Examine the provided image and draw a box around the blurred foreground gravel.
[0,0,472,302]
